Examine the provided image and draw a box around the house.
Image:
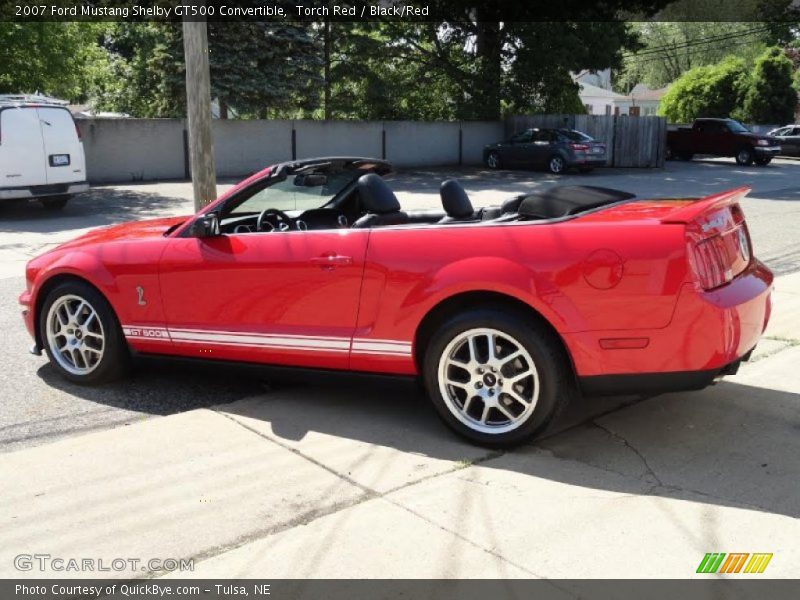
[576,81,626,115]
[573,70,669,117]
[613,84,669,116]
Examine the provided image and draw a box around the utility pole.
[183,10,216,211]
[324,19,331,120]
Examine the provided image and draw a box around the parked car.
[666,118,780,166]
[0,95,88,210]
[20,157,772,446]
[484,128,607,174]
[766,124,800,156]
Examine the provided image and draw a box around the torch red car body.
[19,158,773,445]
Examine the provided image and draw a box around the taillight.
[690,237,732,289]
[570,143,590,151]
[74,119,82,140]
[687,203,751,290]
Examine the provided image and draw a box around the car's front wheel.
[423,308,575,447]
[39,280,130,384]
[41,195,69,211]
[486,151,502,169]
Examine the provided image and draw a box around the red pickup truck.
[667,118,781,166]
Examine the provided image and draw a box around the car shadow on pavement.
[32,354,800,520]
[213,376,800,520]
[35,359,264,416]
[0,187,192,234]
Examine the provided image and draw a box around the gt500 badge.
[122,326,169,339]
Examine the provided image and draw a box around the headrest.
[518,186,635,219]
[357,173,401,214]
[440,179,474,218]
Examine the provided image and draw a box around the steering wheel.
[257,208,293,232]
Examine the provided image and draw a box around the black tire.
[735,146,754,166]
[39,280,130,384]
[665,145,674,161]
[486,151,502,169]
[679,153,694,161]
[754,156,772,166]
[422,308,576,447]
[41,196,69,211]
[547,155,567,175]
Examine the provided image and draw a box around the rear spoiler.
[661,186,750,224]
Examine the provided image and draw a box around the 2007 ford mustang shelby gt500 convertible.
[20,157,773,446]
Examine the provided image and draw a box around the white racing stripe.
[122,326,412,358]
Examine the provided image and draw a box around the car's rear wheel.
[423,308,575,447]
[548,155,567,175]
[735,147,754,166]
[486,152,502,169]
[41,196,69,211]
[665,145,674,160]
[754,156,772,166]
[40,280,130,384]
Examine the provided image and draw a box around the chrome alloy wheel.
[487,152,500,168]
[437,328,540,435]
[45,294,105,376]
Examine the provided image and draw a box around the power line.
[621,25,771,62]
[622,24,771,59]
[626,34,771,67]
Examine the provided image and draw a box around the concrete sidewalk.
[1,275,798,580]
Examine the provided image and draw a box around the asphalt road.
[1,157,799,453]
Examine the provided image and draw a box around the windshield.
[727,120,750,133]
[229,168,359,215]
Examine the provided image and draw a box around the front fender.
[29,250,119,313]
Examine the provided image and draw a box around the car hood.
[739,132,777,142]
[55,216,189,251]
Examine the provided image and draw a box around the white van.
[0,95,88,210]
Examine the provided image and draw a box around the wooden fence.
[506,114,667,168]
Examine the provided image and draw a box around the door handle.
[310,254,353,269]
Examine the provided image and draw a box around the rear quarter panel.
[353,219,689,374]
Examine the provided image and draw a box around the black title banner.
[3,0,800,22]
[5,579,800,600]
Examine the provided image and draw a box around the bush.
[742,47,797,124]
[659,57,749,123]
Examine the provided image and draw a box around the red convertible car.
[19,157,773,446]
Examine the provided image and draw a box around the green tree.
[741,46,797,124]
[370,15,664,120]
[0,22,110,100]
[98,22,321,118]
[658,57,750,122]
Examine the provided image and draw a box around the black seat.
[438,179,475,223]
[351,174,408,228]
[480,195,524,221]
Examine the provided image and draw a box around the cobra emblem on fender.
[136,286,147,306]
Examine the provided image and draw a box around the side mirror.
[190,213,220,238]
